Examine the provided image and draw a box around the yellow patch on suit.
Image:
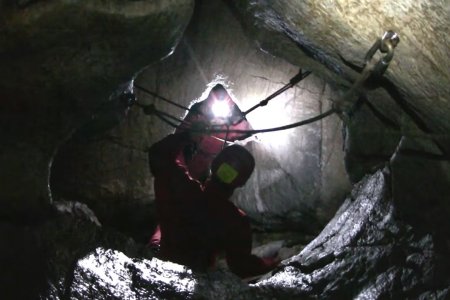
[216,163,238,184]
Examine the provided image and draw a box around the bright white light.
[245,93,293,148]
[211,101,231,118]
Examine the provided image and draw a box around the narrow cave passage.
[50,0,350,248]
[3,0,450,298]
[49,69,348,296]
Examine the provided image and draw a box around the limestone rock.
[258,169,450,299]
[0,0,195,216]
[48,0,352,237]
[134,0,351,233]
[66,247,254,300]
[231,0,450,133]
[230,0,450,181]
[44,169,450,299]
[2,0,450,298]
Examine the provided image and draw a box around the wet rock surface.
[0,199,140,299]
[1,0,450,299]
[65,248,253,300]
[40,170,449,299]
[259,169,450,299]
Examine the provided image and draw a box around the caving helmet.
[210,144,255,188]
[209,84,228,101]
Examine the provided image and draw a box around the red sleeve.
[224,212,279,278]
[148,225,161,247]
[148,132,204,252]
[148,131,203,217]
[148,132,192,176]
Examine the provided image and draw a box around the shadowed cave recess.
[1,0,450,299]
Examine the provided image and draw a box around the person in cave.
[174,83,252,183]
[147,129,279,279]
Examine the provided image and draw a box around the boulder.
[0,0,195,217]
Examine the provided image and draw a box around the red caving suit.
[148,132,277,278]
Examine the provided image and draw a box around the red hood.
[176,91,252,181]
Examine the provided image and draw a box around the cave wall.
[0,0,195,220]
[50,0,352,236]
[137,0,352,231]
[1,0,450,298]
[228,0,450,237]
[73,0,450,236]
[230,0,450,135]
[53,169,450,299]
[0,1,195,297]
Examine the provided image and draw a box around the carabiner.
[365,30,400,76]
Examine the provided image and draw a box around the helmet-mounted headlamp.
[211,99,231,119]
[208,84,233,122]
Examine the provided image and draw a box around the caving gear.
[136,30,401,135]
[242,69,311,117]
[210,83,229,101]
[173,86,252,182]
[210,144,255,188]
[147,132,278,277]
